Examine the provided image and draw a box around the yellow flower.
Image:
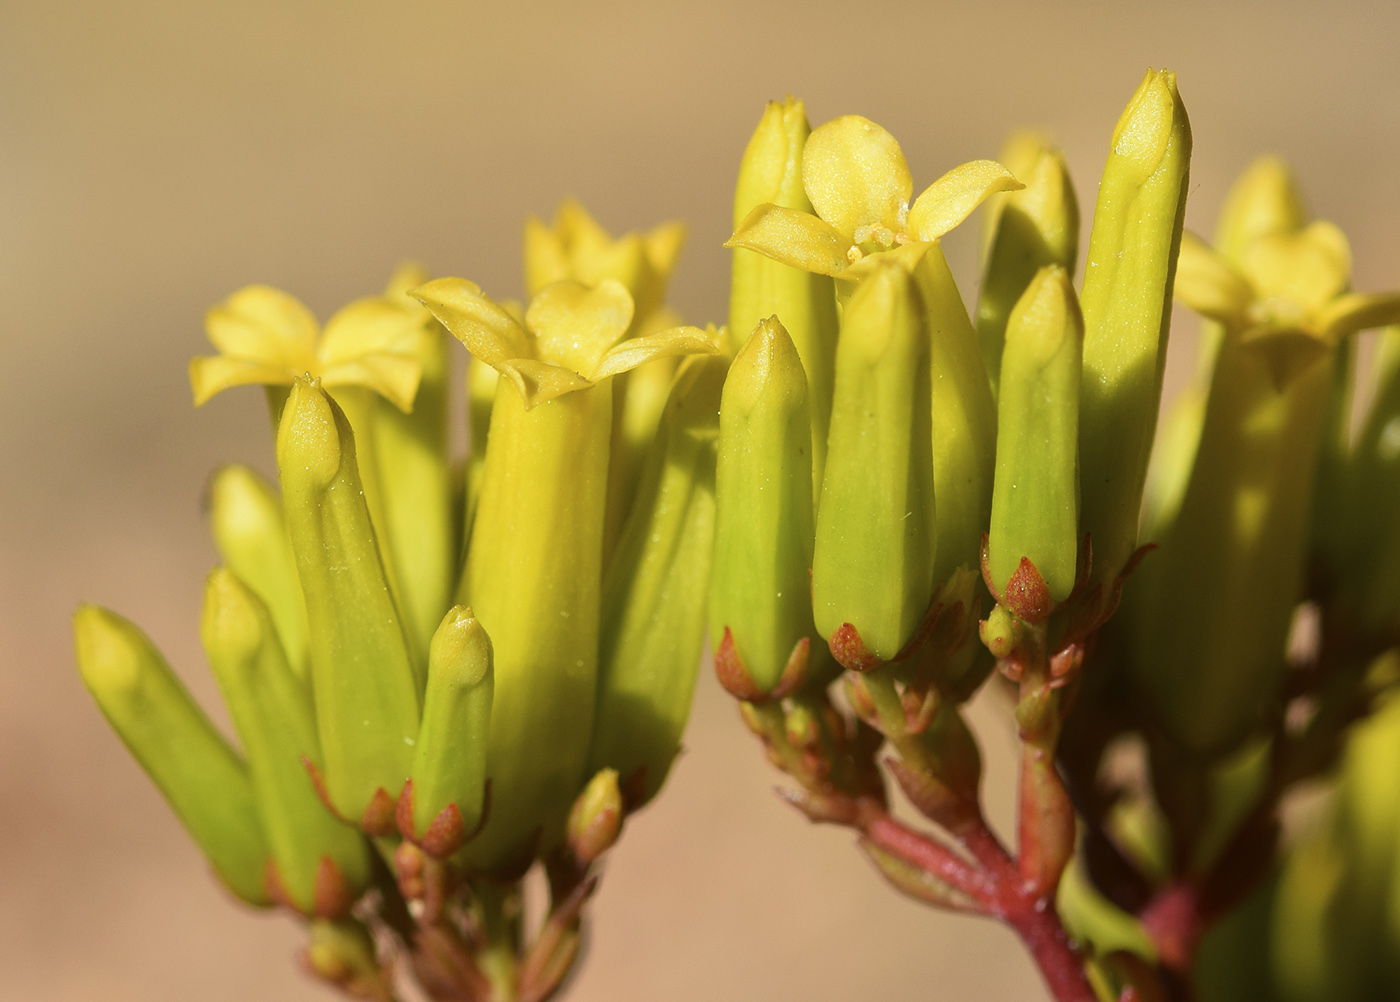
[725,114,1023,279]
[189,281,427,412]
[1175,221,1400,387]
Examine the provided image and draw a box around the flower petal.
[524,279,634,375]
[411,277,532,364]
[592,325,721,382]
[383,261,431,301]
[1242,221,1352,312]
[801,115,912,237]
[644,220,688,281]
[321,354,423,413]
[524,214,572,296]
[189,355,295,406]
[906,160,1024,242]
[319,298,424,365]
[1173,232,1255,324]
[205,285,318,369]
[495,358,595,410]
[726,203,852,277]
[1317,291,1400,340]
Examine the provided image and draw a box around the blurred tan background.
[3,1,1398,999]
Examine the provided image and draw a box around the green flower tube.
[1078,68,1192,590]
[987,266,1084,610]
[729,96,839,500]
[812,262,936,666]
[592,353,726,802]
[73,605,271,905]
[200,568,371,916]
[465,354,500,530]
[413,275,718,871]
[276,378,421,826]
[976,145,1079,396]
[208,463,308,676]
[403,605,493,857]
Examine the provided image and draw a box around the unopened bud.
[567,769,623,865]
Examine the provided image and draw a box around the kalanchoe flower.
[726,115,1022,281]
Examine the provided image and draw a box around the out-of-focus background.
[2,1,1398,999]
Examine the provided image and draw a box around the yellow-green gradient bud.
[988,267,1084,607]
[591,354,725,802]
[276,378,421,826]
[403,606,493,857]
[710,318,820,695]
[567,768,623,865]
[730,96,839,500]
[813,262,936,665]
[977,146,1079,395]
[208,464,308,676]
[73,604,271,905]
[1078,68,1192,591]
[200,569,370,916]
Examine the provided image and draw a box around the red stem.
[1005,900,1100,1002]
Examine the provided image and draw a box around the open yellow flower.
[1175,221,1400,387]
[189,281,427,412]
[725,114,1023,279]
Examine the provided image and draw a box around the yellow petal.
[319,297,423,365]
[644,220,688,281]
[591,325,720,382]
[555,198,613,258]
[524,279,635,374]
[725,203,852,277]
[1317,290,1400,340]
[906,160,1024,242]
[321,354,423,413]
[411,277,532,364]
[524,215,572,296]
[495,358,595,409]
[839,240,932,284]
[383,261,431,301]
[205,285,318,369]
[1242,221,1352,312]
[801,115,912,237]
[189,355,295,407]
[1173,232,1255,324]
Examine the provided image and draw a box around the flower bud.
[303,918,392,1001]
[591,354,726,803]
[276,378,421,825]
[208,464,308,675]
[1078,68,1192,591]
[987,266,1083,606]
[401,606,493,857]
[812,262,936,664]
[729,96,839,499]
[977,144,1080,395]
[710,318,826,695]
[73,604,271,905]
[567,768,623,864]
[200,569,371,916]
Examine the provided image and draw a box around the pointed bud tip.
[73,605,144,696]
[200,568,264,664]
[1112,68,1183,176]
[427,605,493,688]
[275,378,342,489]
[568,768,623,864]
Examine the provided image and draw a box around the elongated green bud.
[373,319,455,664]
[603,352,681,567]
[1078,68,1191,589]
[813,262,936,665]
[710,318,821,695]
[401,606,493,857]
[459,377,613,871]
[730,96,839,499]
[276,378,421,826]
[73,604,271,905]
[977,146,1079,394]
[465,354,499,529]
[208,464,308,675]
[591,354,726,801]
[988,267,1083,608]
[200,569,371,916]
[1345,328,1400,626]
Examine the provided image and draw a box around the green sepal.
[276,377,421,824]
[812,262,936,662]
[710,318,822,695]
[591,353,727,803]
[208,463,309,676]
[405,605,493,853]
[1078,68,1192,591]
[977,144,1079,395]
[457,375,613,872]
[987,266,1084,603]
[200,568,371,916]
[729,96,839,500]
[73,604,272,905]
